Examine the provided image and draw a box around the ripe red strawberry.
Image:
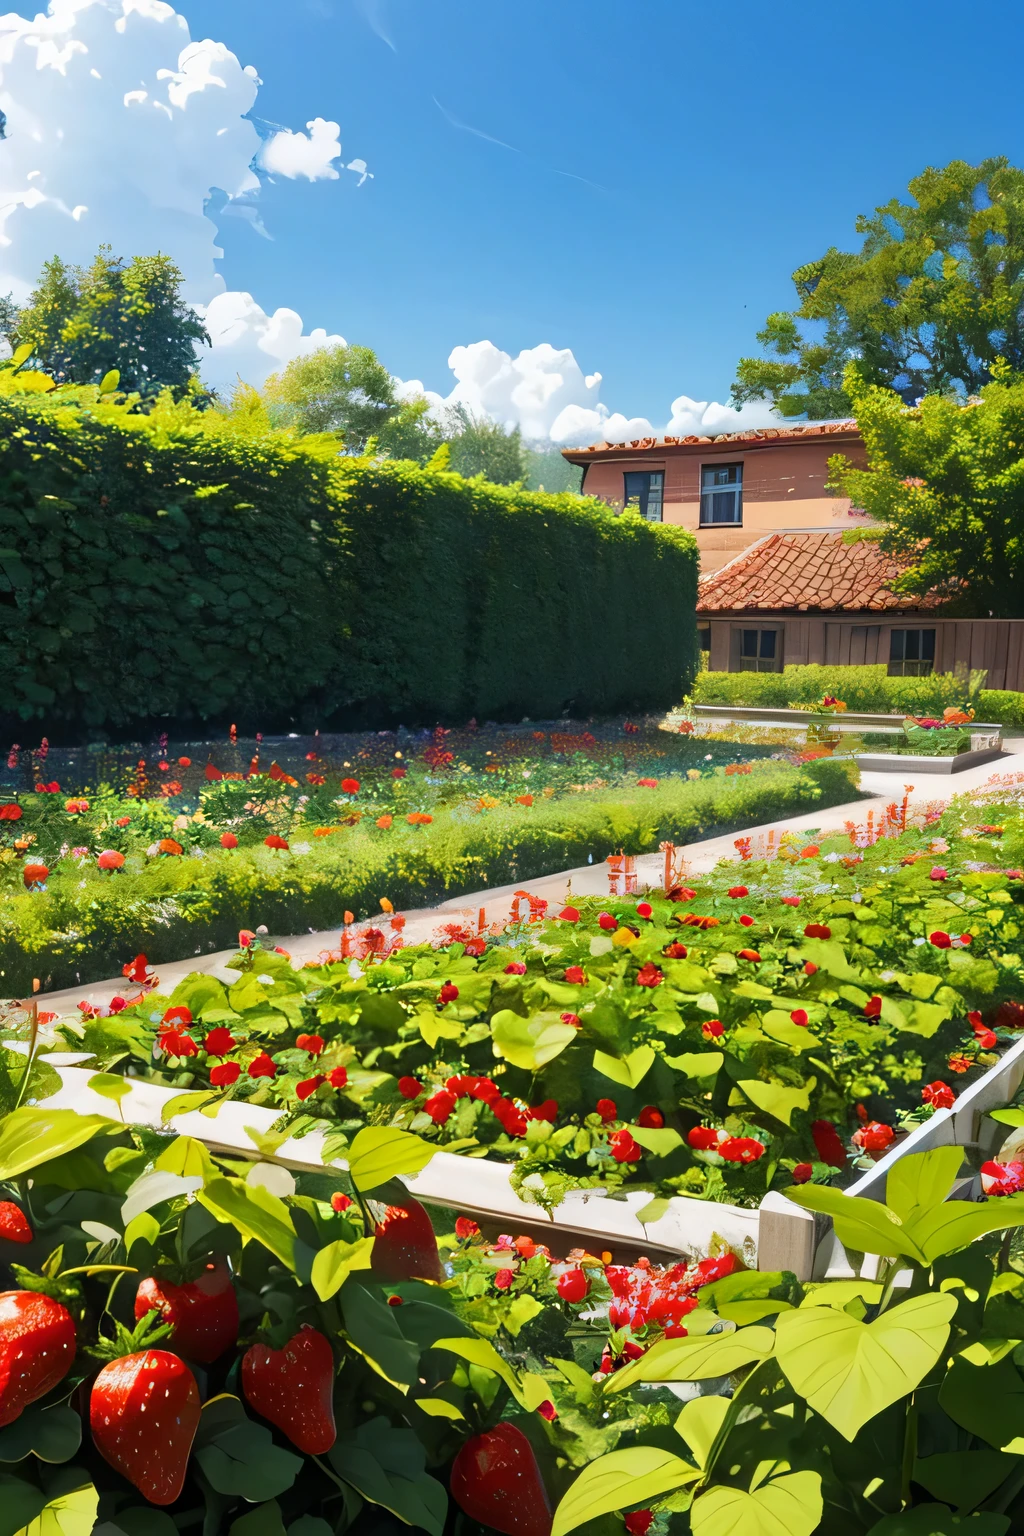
[241,1325,336,1454]
[90,1350,200,1505]
[134,1260,239,1364]
[0,1291,76,1426]
[370,1197,443,1283]
[451,1422,552,1536]
[0,1202,33,1245]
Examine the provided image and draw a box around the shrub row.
[0,391,698,736]
[1,758,858,993]
[691,661,1024,724]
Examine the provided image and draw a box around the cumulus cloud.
[0,0,365,381]
[396,340,781,446]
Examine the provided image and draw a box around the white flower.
[257,974,275,985]
[292,842,311,855]
[147,843,159,857]
[850,893,862,904]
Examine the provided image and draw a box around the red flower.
[97,850,125,871]
[220,832,238,849]
[163,1006,193,1026]
[638,1106,664,1128]
[804,923,831,939]
[438,982,459,1005]
[701,1018,724,1040]
[596,1098,618,1124]
[248,1053,278,1079]
[668,887,696,902]
[739,914,754,927]
[297,1075,327,1101]
[159,1029,197,1059]
[737,949,761,962]
[392,767,407,779]
[116,816,131,827]
[636,962,663,988]
[930,931,952,949]
[636,778,658,788]
[424,1090,457,1124]
[852,1120,894,1152]
[974,1023,998,1049]
[328,1066,348,1089]
[556,1268,589,1302]
[157,838,183,856]
[864,995,882,1019]
[959,933,973,946]
[0,1201,33,1243]
[982,1161,1024,1197]
[663,941,688,958]
[719,1136,765,1164]
[782,895,801,907]
[790,1009,809,1026]
[0,804,22,821]
[996,1001,1024,1030]
[560,1012,581,1027]
[594,912,619,934]
[203,1027,236,1057]
[688,1126,722,1150]
[296,1033,325,1057]
[455,1217,479,1239]
[504,962,527,975]
[948,1053,971,1074]
[922,1081,955,1110]
[264,834,289,851]
[494,1268,514,1291]
[331,1193,353,1213]
[559,906,580,923]
[340,778,360,795]
[528,1099,558,1123]
[792,1163,813,1184]
[804,961,819,975]
[636,902,653,919]
[210,1062,241,1087]
[812,1119,847,1168]
[624,1514,654,1536]
[22,862,48,887]
[564,965,587,985]
[610,1129,643,1163]
[727,886,749,898]
[930,866,948,881]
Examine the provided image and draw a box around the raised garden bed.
[854,742,1006,774]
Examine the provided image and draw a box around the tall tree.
[443,405,525,484]
[733,157,1024,418]
[265,343,397,446]
[828,360,1024,617]
[15,247,207,395]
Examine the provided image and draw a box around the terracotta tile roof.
[561,419,859,460]
[696,531,947,614]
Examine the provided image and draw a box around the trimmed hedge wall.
[0,393,698,734]
[1,757,858,993]
[692,662,1024,724]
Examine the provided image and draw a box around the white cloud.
[198,291,345,392]
[258,116,343,181]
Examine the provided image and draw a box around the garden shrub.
[0,759,859,992]
[980,687,1024,728]
[691,662,989,716]
[0,392,698,734]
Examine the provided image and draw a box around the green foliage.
[732,157,1024,416]
[829,361,1024,617]
[443,405,526,485]
[13,247,207,396]
[0,389,696,733]
[691,662,986,716]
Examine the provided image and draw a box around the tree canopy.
[733,157,1024,419]
[14,247,208,396]
[828,360,1024,617]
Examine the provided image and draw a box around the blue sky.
[179,0,1024,423]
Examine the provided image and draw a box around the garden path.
[35,746,1024,1013]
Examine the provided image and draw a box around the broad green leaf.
[603,1327,776,1393]
[198,1177,297,1268]
[774,1291,957,1440]
[14,1481,99,1536]
[663,1050,723,1078]
[154,1135,217,1181]
[796,938,857,979]
[329,1420,447,1536]
[866,1506,1009,1536]
[886,1146,965,1226]
[0,1109,114,1180]
[691,1471,822,1536]
[98,369,120,394]
[193,1395,302,1502]
[761,1016,821,1051]
[85,1072,131,1108]
[939,1354,1024,1449]
[416,1014,463,1049]
[10,342,33,368]
[552,1358,596,1406]
[785,1184,923,1262]
[716,1300,793,1324]
[989,1109,1024,1127]
[905,1194,1024,1264]
[592,1045,655,1088]
[636,1196,672,1225]
[431,1337,548,1411]
[674,1395,730,1467]
[161,1090,219,1123]
[552,1448,700,1536]
[738,1078,813,1127]
[490,1009,577,1071]
[504,1293,544,1337]
[799,1280,882,1310]
[414,1397,464,1420]
[339,1282,420,1389]
[0,1472,47,1536]
[914,1448,1017,1516]
[0,1405,81,1464]
[124,1211,160,1253]
[903,1000,950,1038]
[345,1126,436,1192]
[121,1168,202,1226]
[629,1125,683,1157]
[310,1236,374,1300]
[227,1501,287,1536]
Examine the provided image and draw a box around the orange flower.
[97,850,125,871]
[313,826,338,838]
[159,781,183,797]
[376,814,393,829]
[220,832,238,849]
[264,834,289,850]
[22,862,48,887]
[157,839,183,856]
[340,777,360,795]
[306,772,326,786]
[406,812,433,826]
[515,794,534,807]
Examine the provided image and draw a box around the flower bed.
[10,789,1023,1227]
[0,751,857,992]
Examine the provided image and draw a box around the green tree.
[523,441,582,494]
[15,247,208,395]
[266,343,444,461]
[443,404,525,484]
[828,359,1024,617]
[733,157,1024,418]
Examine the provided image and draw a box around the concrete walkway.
[26,747,1024,1015]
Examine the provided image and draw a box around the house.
[695,529,1024,689]
[560,420,870,573]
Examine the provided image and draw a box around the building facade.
[561,421,869,573]
[696,531,1024,691]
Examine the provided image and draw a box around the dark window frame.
[734,625,782,673]
[623,470,664,522]
[700,461,743,526]
[888,627,936,677]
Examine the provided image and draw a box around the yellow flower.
[612,927,638,947]
[687,769,701,781]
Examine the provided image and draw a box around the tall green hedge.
[0,393,698,733]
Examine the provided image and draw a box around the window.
[698,625,711,652]
[738,628,781,673]
[888,628,936,677]
[700,462,743,525]
[623,470,664,521]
